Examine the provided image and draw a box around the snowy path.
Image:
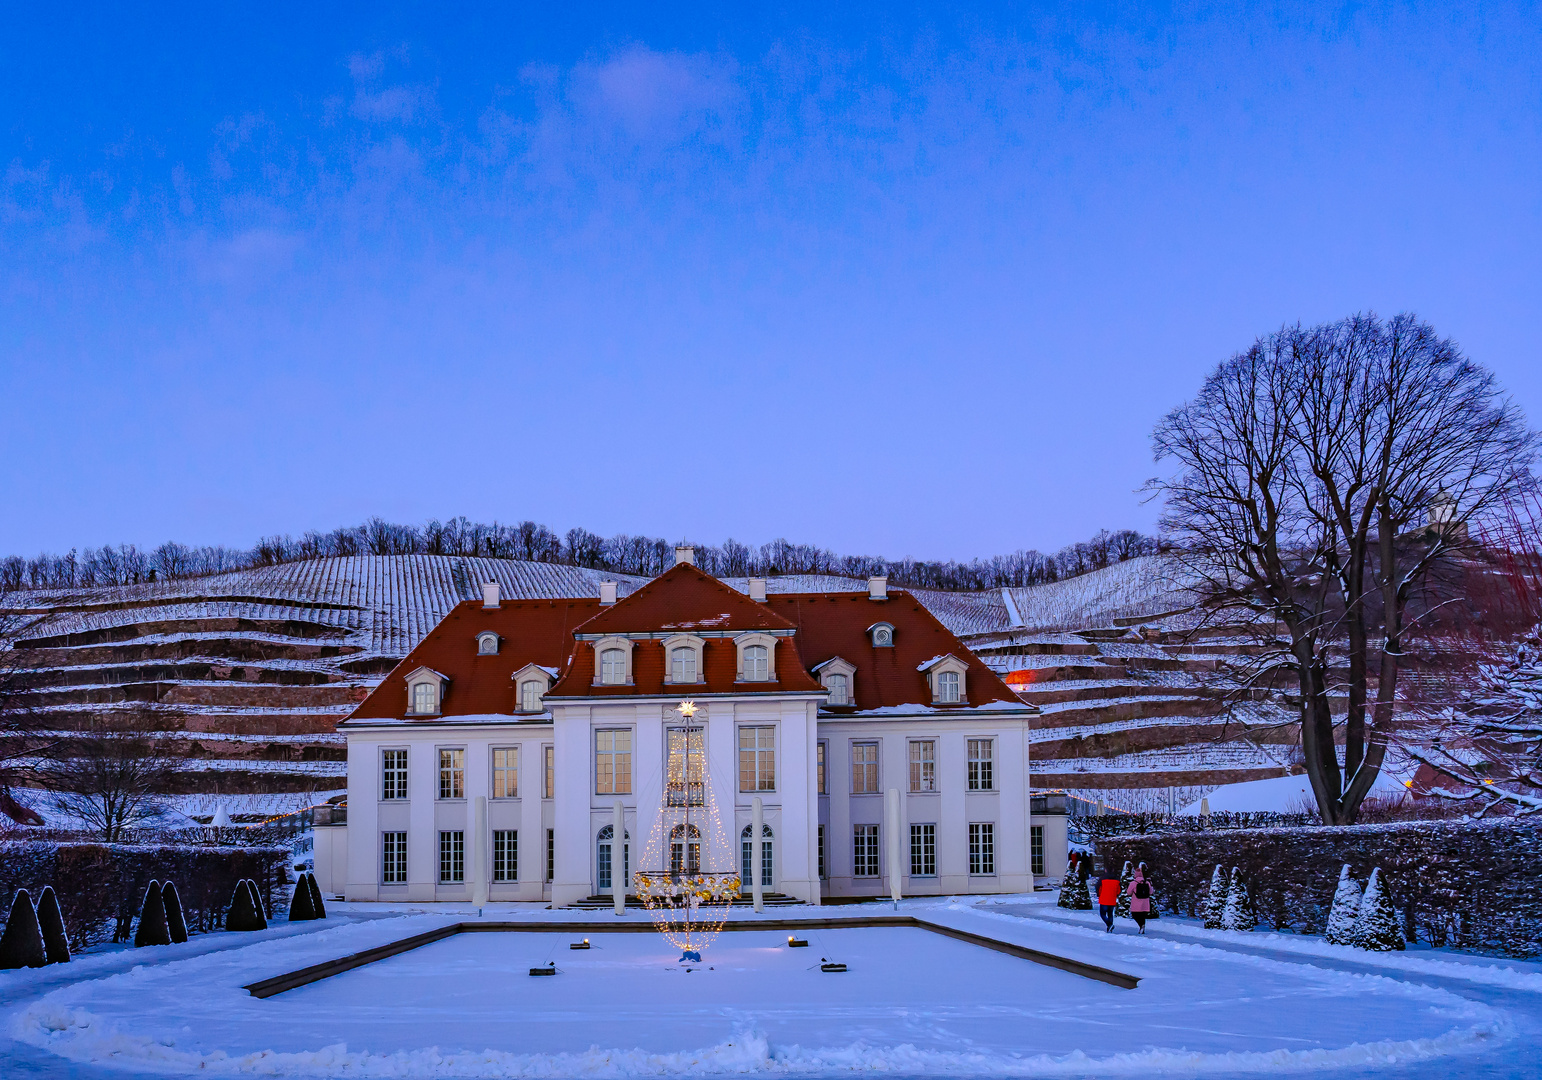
[2,901,1538,1078]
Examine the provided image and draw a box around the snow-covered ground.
[4,898,1539,1078]
[1178,773,1414,815]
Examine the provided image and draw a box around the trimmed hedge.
[0,842,289,950]
[1097,819,1542,957]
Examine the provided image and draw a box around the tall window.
[816,742,827,794]
[670,646,697,683]
[742,644,769,681]
[595,729,633,795]
[969,822,995,875]
[381,749,407,800]
[853,825,880,877]
[600,648,627,684]
[438,748,464,799]
[519,680,544,712]
[909,740,936,793]
[412,681,438,714]
[738,726,775,792]
[670,823,701,874]
[817,824,827,879]
[492,747,518,798]
[825,673,848,705]
[546,829,555,881]
[937,670,961,703]
[597,825,629,890]
[666,726,705,806]
[493,830,517,882]
[382,832,407,884]
[740,823,773,887]
[1030,825,1045,877]
[967,739,994,791]
[851,741,879,794]
[910,823,937,877]
[544,745,554,799]
[439,830,465,883]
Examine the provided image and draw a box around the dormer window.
[412,682,438,714]
[519,679,543,712]
[476,632,500,655]
[917,654,970,705]
[511,663,556,712]
[662,634,705,684]
[813,656,857,708]
[734,633,779,683]
[594,637,634,686]
[826,673,849,705]
[869,622,895,647]
[404,666,448,716]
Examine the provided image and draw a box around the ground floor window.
[910,822,937,877]
[670,823,702,874]
[382,831,406,884]
[439,830,465,883]
[1031,825,1045,876]
[740,823,773,887]
[853,824,880,877]
[597,825,630,891]
[969,822,995,876]
[493,830,517,882]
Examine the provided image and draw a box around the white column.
[752,796,765,912]
[705,702,736,874]
[613,798,626,915]
[551,706,592,907]
[471,795,489,907]
[886,787,902,903]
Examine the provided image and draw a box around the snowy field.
[5,899,1540,1078]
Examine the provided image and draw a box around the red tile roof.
[348,598,601,720]
[348,565,1022,720]
[767,593,1020,711]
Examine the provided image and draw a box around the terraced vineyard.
[5,554,1297,800]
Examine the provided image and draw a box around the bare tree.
[34,711,179,841]
[1151,313,1538,823]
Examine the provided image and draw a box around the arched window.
[825,673,848,706]
[411,681,438,714]
[743,644,769,682]
[519,680,544,712]
[597,824,630,892]
[670,646,697,683]
[600,648,627,685]
[669,823,701,874]
[937,670,960,703]
[740,823,773,888]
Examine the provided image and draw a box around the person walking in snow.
[1097,863,1122,931]
[1126,865,1152,933]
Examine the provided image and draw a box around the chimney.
[748,577,767,602]
[599,581,618,606]
[481,581,501,609]
[868,576,888,601]
[674,545,696,566]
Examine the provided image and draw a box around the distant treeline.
[1,519,1161,594]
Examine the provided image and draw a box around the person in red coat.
[1097,866,1122,931]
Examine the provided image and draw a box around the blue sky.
[2,2,1538,562]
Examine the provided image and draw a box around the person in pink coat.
[1126,866,1153,933]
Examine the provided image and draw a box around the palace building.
[319,548,1068,905]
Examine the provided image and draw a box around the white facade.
[337,696,1065,905]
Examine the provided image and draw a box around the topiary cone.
[247,880,269,930]
[161,881,188,943]
[288,875,316,921]
[306,873,326,919]
[36,886,71,964]
[134,880,171,947]
[226,880,261,932]
[0,889,47,969]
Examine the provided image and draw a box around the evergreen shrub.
[133,880,171,947]
[1355,868,1405,952]
[1203,865,1227,929]
[306,872,326,919]
[36,886,71,964]
[288,875,316,921]
[161,881,188,944]
[1324,865,1363,946]
[0,889,47,969]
